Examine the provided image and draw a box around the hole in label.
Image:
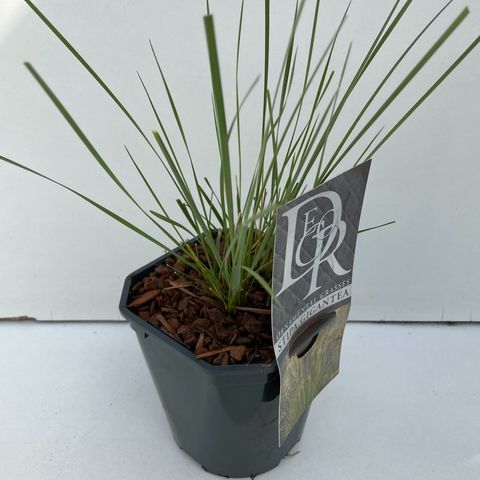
[297,333,319,358]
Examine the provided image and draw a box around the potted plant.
[1,0,478,477]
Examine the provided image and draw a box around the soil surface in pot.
[127,254,275,366]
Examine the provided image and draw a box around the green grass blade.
[354,127,384,166]
[322,0,456,179]
[301,0,406,184]
[25,64,124,191]
[368,34,480,159]
[314,41,352,184]
[234,0,245,211]
[199,184,224,225]
[137,72,181,168]
[304,0,322,86]
[242,266,280,306]
[0,154,165,247]
[149,41,193,161]
[124,145,191,243]
[204,14,235,235]
[149,43,212,223]
[150,210,193,235]
[322,7,470,181]
[262,0,270,135]
[227,75,260,139]
[24,62,160,227]
[24,0,159,155]
[271,0,307,108]
[124,145,163,211]
[358,220,395,234]
[278,1,298,116]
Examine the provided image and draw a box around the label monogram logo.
[278,191,350,299]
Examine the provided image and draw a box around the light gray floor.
[1,321,479,480]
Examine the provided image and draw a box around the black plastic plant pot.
[119,252,310,478]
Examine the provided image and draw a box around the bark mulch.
[127,254,275,366]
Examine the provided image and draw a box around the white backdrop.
[0,0,479,321]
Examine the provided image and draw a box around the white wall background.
[0,0,479,321]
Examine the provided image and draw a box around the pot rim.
[119,249,277,378]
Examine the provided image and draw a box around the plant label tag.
[272,160,371,446]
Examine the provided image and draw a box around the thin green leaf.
[242,266,280,306]
[0,154,164,247]
[204,14,235,236]
[228,75,260,139]
[322,6,471,181]
[150,210,194,235]
[368,34,480,159]
[358,220,395,234]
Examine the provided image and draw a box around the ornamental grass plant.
[1,0,479,313]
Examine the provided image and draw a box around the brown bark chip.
[127,289,161,308]
[229,345,246,362]
[127,251,274,366]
